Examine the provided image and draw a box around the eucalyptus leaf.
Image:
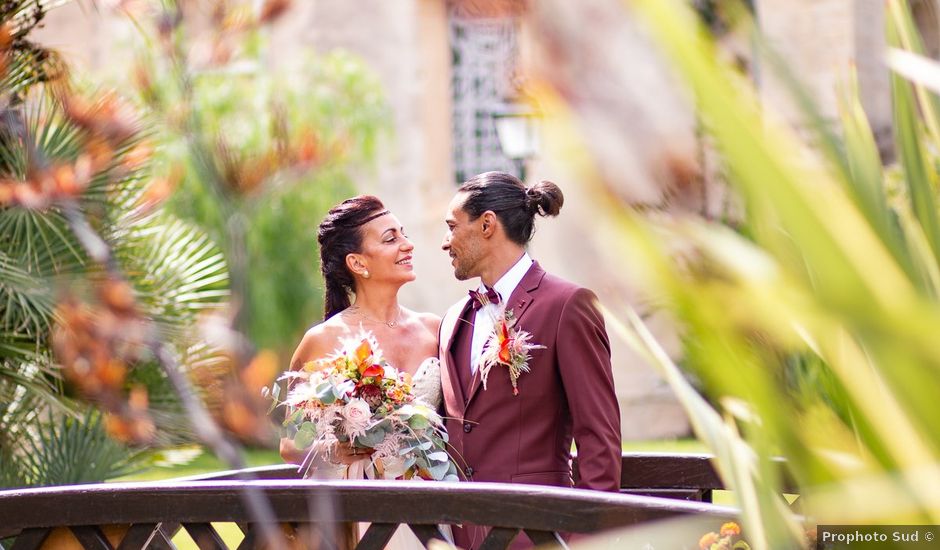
[428,461,451,481]
[408,414,430,431]
[355,427,387,448]
[314,382,336,405]
[293,422,317,449]
[426,451,449,463]
[282,408,304,427]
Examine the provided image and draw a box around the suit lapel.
[439,297,471,413]
[465,262,546,406]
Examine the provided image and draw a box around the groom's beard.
[452,256,478,281]
[450,239,484,280]
[451,250,481,281]
[452,260,472,280]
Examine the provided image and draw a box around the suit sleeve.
[556,288,621,491]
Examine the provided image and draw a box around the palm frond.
[119,218,229,327]
[15,409,147,487]
[0,357,61,405]
[0,1,74,102]
[0,248,55,336]
[0,42,68,103]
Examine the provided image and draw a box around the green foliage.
[0,88,230,445]
[0,2,235,480]
[596,0,940,546]
[5,410,147,488]
[152,50,389,352]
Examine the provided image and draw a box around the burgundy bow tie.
[469,286,501,311]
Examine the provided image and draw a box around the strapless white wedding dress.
[411,357,443,410]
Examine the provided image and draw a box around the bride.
[279,195,445,548]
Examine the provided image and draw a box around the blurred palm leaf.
[0,0,231,485]
[117,218,229,444]
[0,248,54,337]
[836,75,926,292]
[117,219,229,328]
[0,1,71,104]
[0,93,228,456]
[13,410,147,487]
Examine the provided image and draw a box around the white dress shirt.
[470,253,533,374]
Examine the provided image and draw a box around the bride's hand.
[279,437,305,464]
[331,440,373,465]
[281,438,371,466]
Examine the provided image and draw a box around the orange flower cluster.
[698,522,750,550]
[220,349,279,442]
[339,338,414,413]
[0,90,153,210]
[52,278,155,444]
[195,0,293,67]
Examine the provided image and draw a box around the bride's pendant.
[346,305,401,328]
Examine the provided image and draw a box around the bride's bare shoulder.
[406,309,441,336]
[290,316,350,370]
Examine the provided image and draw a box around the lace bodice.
[411,357,442,410]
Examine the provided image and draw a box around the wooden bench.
[0,453,738,550]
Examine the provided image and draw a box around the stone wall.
[756,0,890,152]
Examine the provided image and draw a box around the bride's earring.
[362,270,370,279]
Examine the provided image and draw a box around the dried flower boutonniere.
[479,308,544,395]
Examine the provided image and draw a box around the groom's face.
[442,193,485,281]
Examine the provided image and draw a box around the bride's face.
[353,213,416,285]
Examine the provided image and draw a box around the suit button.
[463,422,472,433]
[464,466,474,478]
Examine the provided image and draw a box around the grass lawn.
[621,438,708,453]
[116,446,283,482]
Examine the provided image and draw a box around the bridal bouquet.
[269,331,458,481]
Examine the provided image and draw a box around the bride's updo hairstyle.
[457,171,563,245]
[317,195,389,320]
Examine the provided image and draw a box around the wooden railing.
[182,452,729,501]
[0,453,740,550]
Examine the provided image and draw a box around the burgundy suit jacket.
[438,261,621,492]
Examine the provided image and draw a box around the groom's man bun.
[524,179,564,217]
[458,171,564,246]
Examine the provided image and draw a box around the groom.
[439,171,621,546]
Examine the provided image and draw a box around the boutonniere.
[479,307,544,396]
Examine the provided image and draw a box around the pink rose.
[342,399,372,439]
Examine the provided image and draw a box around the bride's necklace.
[345,305,402,328]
